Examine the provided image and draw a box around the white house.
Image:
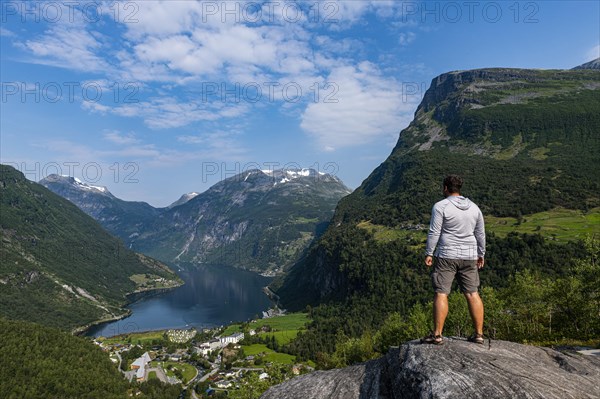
[197,343,211,356]
[219,332,244,345]
[130,352,152,382]
[259,372,269,380]
[215,380,233,389]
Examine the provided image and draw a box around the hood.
[447,196,472,210]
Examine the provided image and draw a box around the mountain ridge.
[40,168,351,274]
[1,165,182,331]
[39,173,161,245]
[133,168,351,273]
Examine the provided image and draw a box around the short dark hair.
[443,175,463,194]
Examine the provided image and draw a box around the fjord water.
[86,264,273,337]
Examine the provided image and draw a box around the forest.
[0,318,184,399]
[277,233,598,367]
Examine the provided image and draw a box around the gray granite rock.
[261,338,600,399]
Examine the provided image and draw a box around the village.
[93,311,313,397]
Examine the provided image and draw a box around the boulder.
[260,338,600,399]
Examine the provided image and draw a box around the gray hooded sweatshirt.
[425,196,485,260]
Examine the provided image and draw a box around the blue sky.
[1,0,598,206]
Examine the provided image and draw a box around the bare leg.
[433,293,448,336]
[464,292,484,335]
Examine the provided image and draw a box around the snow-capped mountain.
[39,174,160,243]
[40,169,351,274]
[167,192,200,209]
[132,168,351,273]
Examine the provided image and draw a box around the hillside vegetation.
[271,68,600,365]
[0,165,182,330]
[0,317,182,399]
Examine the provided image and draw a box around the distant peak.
[41,174,110,194]
[572,57,600,70]
[167,192,200,209]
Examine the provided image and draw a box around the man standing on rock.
[422,175,486,345]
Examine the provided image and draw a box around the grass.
[147,371,158,381]
[222,324,242,336]
[486,207,600,242]
[249,313,310,331]
[227,314,311,367]
[242,344,272,356]
[223,313,310,337]
[241,344,296,365]
[262,330,300,346]
[357,221,426,249]
[129,273,178,290]
[357,207,600,245]
[263,352,296,364]
[98,330,165,345]
[157,361,197,384]
[529,146,550,160]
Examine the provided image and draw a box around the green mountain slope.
[274,67,600,314]
[0,165,182,330]
[39,174,162,245]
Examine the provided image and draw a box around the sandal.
[468,333,484,344]
[421,332,443,345]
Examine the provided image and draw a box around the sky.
[1,0,598,207]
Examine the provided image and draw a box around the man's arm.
[474,209,486,269]
[425,203,444,266]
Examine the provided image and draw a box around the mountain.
[274,66,600,310]
[572,57,600,70]
[132,169,351,273]
[1,165,182,331]
[39,174,161,245]
[261,339,600,399]
[167,192,200,209]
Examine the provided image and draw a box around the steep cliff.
[274,67,600,309]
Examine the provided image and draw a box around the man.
[421,175,486,345]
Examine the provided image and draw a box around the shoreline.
[74,282,184,337]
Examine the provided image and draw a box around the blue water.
[86,264,273,337]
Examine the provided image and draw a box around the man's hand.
[477,256,485,270]
[425,256,433,267]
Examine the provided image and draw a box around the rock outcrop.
[261,338,600,399]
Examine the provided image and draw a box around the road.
[199,368,219,382]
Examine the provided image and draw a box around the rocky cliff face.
[40,169,351,273]
[261,339,600,399]
[39,174,160,243]
[133,169,351,273]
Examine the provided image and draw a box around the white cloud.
[117,1,206,39]
[84,97,250,129]
[20,23,109,72]
[177,130,248,157]
[300,62,419,151]
[0,27,15,37]
[398,32,416,46]
[103,131,140,145]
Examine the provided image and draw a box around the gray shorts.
[431,257,480,294]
